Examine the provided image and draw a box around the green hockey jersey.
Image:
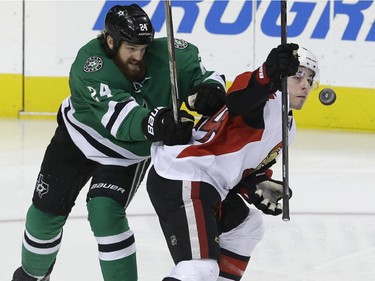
[60,37,225,166]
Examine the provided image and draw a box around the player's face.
[117,42,147,71]
[114,42,148,82]
[288,66,315,110]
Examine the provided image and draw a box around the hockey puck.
[319,88,336,105]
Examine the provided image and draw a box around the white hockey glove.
[233,169,292,216]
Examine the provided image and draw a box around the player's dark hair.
[97,32,115,58]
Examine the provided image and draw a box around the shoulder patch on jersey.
[174,38,188,50]
[83,56,103,73]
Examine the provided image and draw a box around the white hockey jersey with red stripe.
[151,71,296,200]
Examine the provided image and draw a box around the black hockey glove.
[142,107,194,145]
[233,169,292,216]
[186,83,226,116]
[262,43,300,91]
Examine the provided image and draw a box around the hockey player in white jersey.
[146,43,320,280]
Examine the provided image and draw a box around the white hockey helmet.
[298,47,320,89]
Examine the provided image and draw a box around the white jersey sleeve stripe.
[110,100,139,138]
[182,180,201,259]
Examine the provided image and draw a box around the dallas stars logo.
[117,10,125,17]
[174,39,188,49]
[35,174,49,198]
[83,56,104,73]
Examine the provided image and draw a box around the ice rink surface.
[1,118,375,281]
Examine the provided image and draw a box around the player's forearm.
[225,71,270,117]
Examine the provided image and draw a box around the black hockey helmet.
[105,4,154,46]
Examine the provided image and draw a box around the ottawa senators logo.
[256,144,282,170]
[242,143,282,178]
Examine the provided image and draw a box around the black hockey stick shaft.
[281,0,290,221]
[164,0,180,124]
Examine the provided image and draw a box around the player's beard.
[114,54,146,83]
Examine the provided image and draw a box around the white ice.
[1,119,375,281]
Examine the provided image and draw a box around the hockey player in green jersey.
[12,4,226,281]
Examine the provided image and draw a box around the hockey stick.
[280,0,290,221]
[164,0,180,124]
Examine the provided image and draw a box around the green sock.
[87,197,138,281]
[22,204,67,276]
